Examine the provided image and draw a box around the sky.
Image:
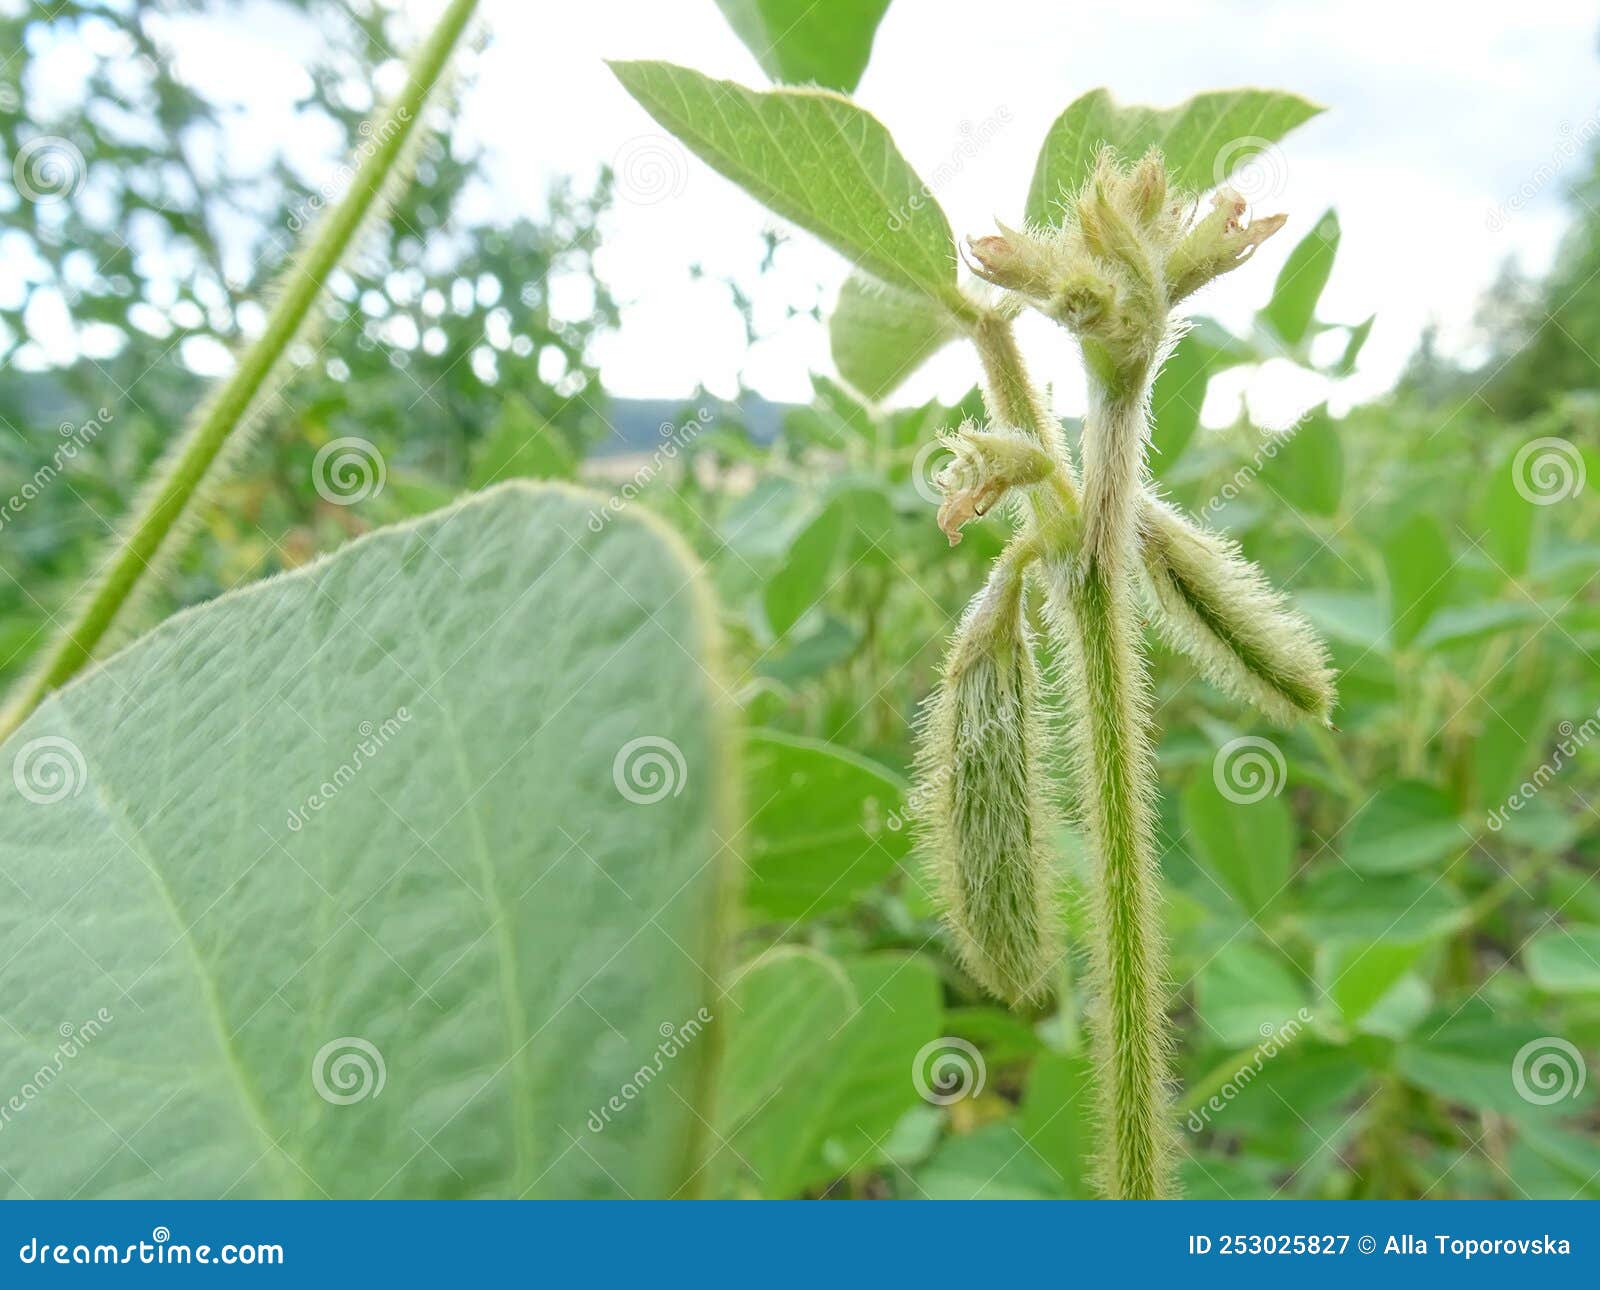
[24,0,1600,428]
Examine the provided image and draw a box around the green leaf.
[1344,780,1465,874]
[1260,210,1339,346]
[0,483,733,1199]
[610,61,960,303]
[744,730,908,917]
[1469,447,1539,577]
[1396,1004,1593,1115]
[1025,88,1323,227]
[1181,769,1295,920]
[722,952,941,1196]
[917,1121,1063,1199]
[715,946,856,1186]
[1259,405,1342,517]
[1294,870,1467,945]
[1016,1051,1097,1197]
[1317,940,1425,1025]
[1525,925,1600,994]
[1383,512,1455,647]
[1149,319,1254,474]
[830,272,959,402]
[764,502,847,636]
[713,0,892,93]
[469,397,576,487]
[1196,942,1308,1047]
[1331,314,1374,377]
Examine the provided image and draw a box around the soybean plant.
[921,152,1334,1198]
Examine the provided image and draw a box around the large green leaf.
[1026,88,1322,227]
[0,483,733,1199]
[1343,780,1465,874]
[610,61,960,303]
[1196,942,1309,1047]
[1258,404,1342,517]
[1181,768,1295,920]
[1383,512,1455,647]
[830,272,960,402]
[1260,210,1339,346]
[744,730,908,917]
[713,0,892,93]
[1525,925,1600,994]
[1149,319,1254,474]
[721,951,941,1196]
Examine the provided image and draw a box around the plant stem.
[0,0,481,743]
[1049,389,1174,1199]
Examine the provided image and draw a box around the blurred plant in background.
[4,0,1598,1199]
[0,0,615,680]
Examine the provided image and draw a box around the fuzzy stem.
[0,0,480,742]
[1050,390,1174,1199]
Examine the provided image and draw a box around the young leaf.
[1258,405,1342,516]
[720,952,941,1196]
[830,271,960,401]
[469,397,577,487]
[1331,313,1375,376]
[1260,210,1339,346]
[1383,512,1455,647]
[744,730,908,917]
[1343,781,1465,874]
[1026,88,1322,227]
[713,0,892,93]
[0,483,734,1199]
[609,61,961,304]
[1149,320,1254,474]
[1181,771,1294,920]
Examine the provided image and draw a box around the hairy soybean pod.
[1140,498,1335,727]
[916,564,1058,1007]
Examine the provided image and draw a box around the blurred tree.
[0,0,616,680]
